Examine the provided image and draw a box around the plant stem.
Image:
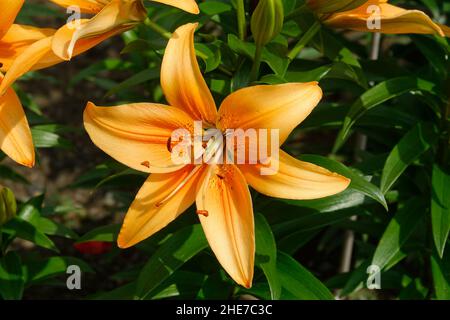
[143,17,171,40]
[236,0,246,41]
[287,20,321,61]
[338,33,381,278]
[249,45,263,82]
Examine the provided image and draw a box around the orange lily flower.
[0,0,199,98]
[83,23,351,287]
[49,0,200,60]
[308,0,450,36]
[0,0,35,167]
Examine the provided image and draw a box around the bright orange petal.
[84,101,195,173]
[217,82,322,144]
[325,1,445,36]
[0,24,56,72]
[161,23,217,124]
[49,0,107,14]
[0,0,24,39]
[51,0,147,60]
[0,75,34,167]
[240,150,350,200]
[0,36,54,96]
[118,165,205,248]
[0,22,132,94]
[151,0,199,14]
[196,164,254,288]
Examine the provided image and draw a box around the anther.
[166,137,173,152]
[197,210,209,217]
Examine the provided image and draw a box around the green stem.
[143,17,171,40]
[287,20,321,61]
[249,45,263,82]
[236,0,246,40]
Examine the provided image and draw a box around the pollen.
[141,161,150,168]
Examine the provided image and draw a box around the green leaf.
[372,198,427,270]
[135,224,208,299]
[31,128,71,148]
[431,165,450,257]
[380,122,438,194]
[340,260,371,296]
[334,77,438,152]
[277,251,334,300]
[282,188,366,213]
[105,68,160,97]
[0,252,24,300]
[76,224,120,243]
[199,1,232,15]
[35,217,79,240]
[24,256,94,284]
[299,154,387,210]
[431,249,450,300]
[2,217,59,252]
[227,34,289,76]
[255,213,281,300]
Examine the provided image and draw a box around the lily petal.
[196,165,254,288]
[49,0,108,14]
[118,165,204,248]
[84,101,195,173]
[0,75,34,167]
[0,36,53,96]
[0,24,56,72]
[161,23,217,124]
[151,0,199,14]
[52,0,147,60]
[217,82,322,144]
[325,1,446,36]
[240,150,350,200]
[0,0,24,39]
[0,22,130,94]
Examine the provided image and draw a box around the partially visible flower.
[308,0,450,37]
[49,0,200,60]
[83,23,351,288]
[74,241,113,255]
[0,0,35,167]
[0,0,200,102]
[0,186,17,226]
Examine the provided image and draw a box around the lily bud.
[0,186,17,226]
[251,0,284,47]
[307,0,367,14]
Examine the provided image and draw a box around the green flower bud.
[251,0,284,47]
[307,0,367,14]
[0,187,17,226]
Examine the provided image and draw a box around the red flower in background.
[74,241,113,255]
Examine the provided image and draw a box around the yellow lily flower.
[83,23,351,287]
[49,0,200,60]
[0,0,35,167]
[308,0,449,36]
